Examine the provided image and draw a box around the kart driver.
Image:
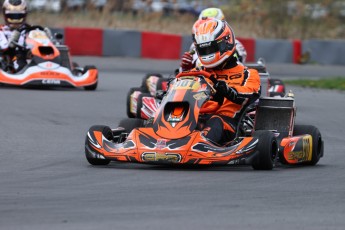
[180,7,248,72]
[0,0,30,72]
[191,18,260,144]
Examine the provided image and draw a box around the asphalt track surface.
[1,57,345,230]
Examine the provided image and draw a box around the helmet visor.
[6,13,25,23]
[196,38,234,56]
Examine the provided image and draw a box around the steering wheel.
[176,70,221,114]
[11,25,47,49]
[19,25,45,33]
[176,69,213,79]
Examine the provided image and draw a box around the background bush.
[26,0,345,40]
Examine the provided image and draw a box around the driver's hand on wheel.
[9,30,20,48]
[214,80,238,102]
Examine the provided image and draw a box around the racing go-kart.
[85,70,323,169]
[0,25,98,90]
[126,58,285,120]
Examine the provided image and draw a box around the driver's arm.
[0,31,10,50]
[232,69,261,102]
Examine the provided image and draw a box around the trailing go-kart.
[246,58,286,97]
[0,25,98,90]
[126,58,285,120]
[85,70,323,169]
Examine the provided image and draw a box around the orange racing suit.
[201,60,261,144]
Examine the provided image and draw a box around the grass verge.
[285,77,345,91]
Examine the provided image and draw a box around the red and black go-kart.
[246,58,286,97]
[85,70,323,169]
[0,25,98,90]
[126,59,285,120]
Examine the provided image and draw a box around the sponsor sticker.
[193,92,207,100]
[199,42,211,48]
[173,80,200,90]
[42,79,61,85]
[156,139,167,149]
[141,152,182,163]
[288,136,312,162]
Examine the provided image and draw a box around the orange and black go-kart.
[0,25,98,90]
[85,70,323,169]
[126,59,285,120]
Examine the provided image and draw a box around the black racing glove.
[214,80,238,102]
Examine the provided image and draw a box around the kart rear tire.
[293,125,323,166]
[252,130,278,170]
[126,87,144,118]
[141,73,163,94]
[118,118,145,133]
[85,125,112,165]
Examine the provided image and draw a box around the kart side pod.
[254,97,323,165]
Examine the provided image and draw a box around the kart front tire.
[252,130,278,170]
[293,125,323,166]
[85,125,112,165]
[84,65,98,91]
[86,155,110,166]
[84,82,98,91]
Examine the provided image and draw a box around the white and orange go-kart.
[0,25,98,90]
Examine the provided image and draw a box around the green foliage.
[285,77,345,90]
[27,0,345,39]
[221,0,345,39]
